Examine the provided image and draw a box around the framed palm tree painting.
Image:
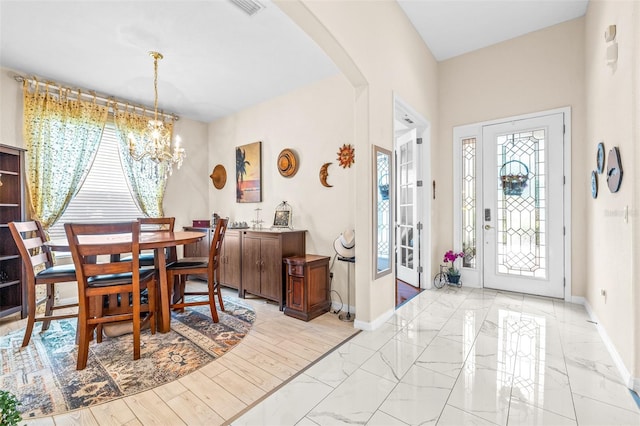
[236,141,262,203]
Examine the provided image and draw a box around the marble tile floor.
[233,286,640,426]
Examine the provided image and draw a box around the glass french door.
[396,128,420,286]
[481,114,564,297]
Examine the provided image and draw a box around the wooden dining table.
[47,230,206,333]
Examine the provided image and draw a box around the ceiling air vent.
[229,0,265,16]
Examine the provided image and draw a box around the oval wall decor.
[596,142,605,174]
[606,146,623,193]
[210,164,227,189]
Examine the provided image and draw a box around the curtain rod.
[13,74,179,122]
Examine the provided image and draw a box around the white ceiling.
[0,0,339,122]
[397,0,589,61]
[0,0,589,123]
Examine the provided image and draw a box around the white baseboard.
[354,308,394,331]
[570,295,586,305]
[579,297,636,390]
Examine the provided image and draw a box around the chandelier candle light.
[128,51,185,173]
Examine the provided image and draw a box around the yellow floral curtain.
[113,106,170,218]
[22,81,108,228]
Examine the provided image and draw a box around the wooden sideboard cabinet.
[182,226,241,292]
[240,229,305,310]
[0,144,26,319]
[182,226,210,258]
[220,229,241,291]
[283,255,331,321]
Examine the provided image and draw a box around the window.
[48,122,143,244]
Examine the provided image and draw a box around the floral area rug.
[0,297,255,419]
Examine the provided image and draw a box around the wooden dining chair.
[166,218,228,322]
[64,221,157,370]
[118,217,176,267]
[9,220,78,347]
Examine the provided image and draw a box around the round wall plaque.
[210,164,227,189]
[591,170,598,199]
[277,149,298,177]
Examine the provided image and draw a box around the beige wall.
[207,74,356,308]
[0,67,27,147]
[634,0,640,391]
[438,18,586,293]
[164,117,210,233]
[584,0,639,385]
[277,0,439,324]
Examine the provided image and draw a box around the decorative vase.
[447,273,461,284]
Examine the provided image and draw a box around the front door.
[481,113,564,297]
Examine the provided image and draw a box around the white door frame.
[453,107,572,300]
[393,94,431,289]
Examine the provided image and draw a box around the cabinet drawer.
[287,264,304,276]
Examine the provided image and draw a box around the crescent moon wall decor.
[320,162,333,187]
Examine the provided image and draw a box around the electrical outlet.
[600,289,606,297]
[329,272,334,279]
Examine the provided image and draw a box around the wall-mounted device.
[604,25,616,42]
[605,24,618,67]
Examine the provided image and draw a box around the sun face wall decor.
[337,144,355,168]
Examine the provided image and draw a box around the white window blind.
[48,122,143,244]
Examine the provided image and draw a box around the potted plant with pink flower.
[443,250,464,284]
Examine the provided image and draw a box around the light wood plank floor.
[0,284,358,425]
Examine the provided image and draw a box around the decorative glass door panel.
[495,129,546,279]
[462,137,477,269]
[482,114,564,298]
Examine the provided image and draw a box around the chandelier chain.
[151,51,162,122]
[127,51,185,174]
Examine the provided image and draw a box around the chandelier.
[128,51,185,173]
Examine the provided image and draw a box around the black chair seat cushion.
[119,252,156,267]
[36,263,77,280]
[167,259,208,270]
[87,269,155,288]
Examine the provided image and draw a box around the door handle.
[484,224,494,230]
